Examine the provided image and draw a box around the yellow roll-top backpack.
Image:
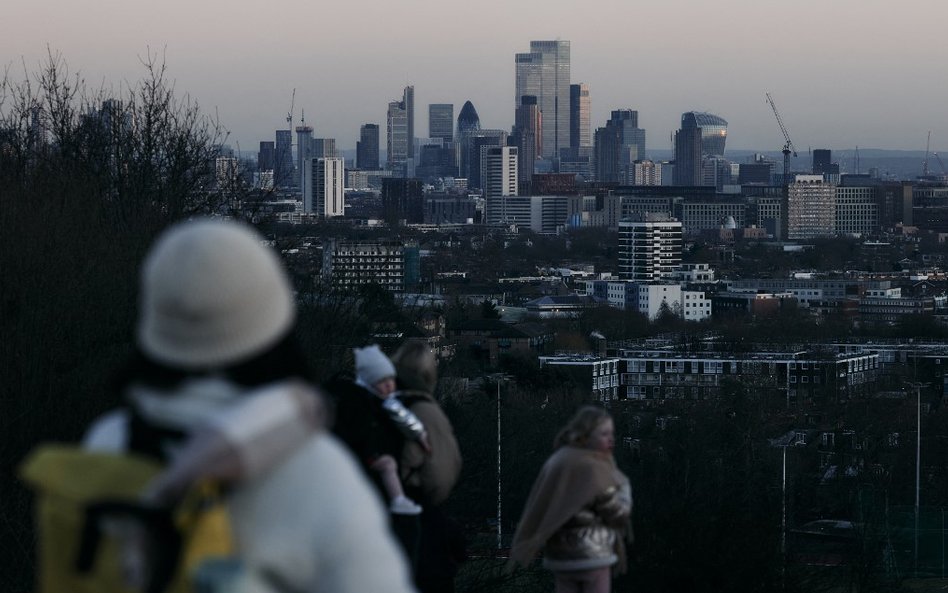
[20,444,235,593]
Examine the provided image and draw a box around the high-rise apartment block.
[594,109,646,183]
[428,104,454,143]
[322,239,409,293]
[484,146,519,225]
[357,124,380,170]
[618,213,683,282]
[785,174,836,239]
[515,40,570,160]
[303,157,345,218]
[570,83,590,149]
[313,138,338,159]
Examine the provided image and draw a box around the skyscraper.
[470,131,508,189]
[403,86,414,160]
[304,157,345,218]
[618,213,682,282]
[673,127,703,186]
[357,124,380,170]
[313,138,338,159]
[570,83,590,149]
[512,95,542,184]
[274,129,294,188]
[296,124,314,194]
[515,40,570,160]
[387,99,409,175]
[483,146,518,199]
[680,112,728,157]
[429,103,454,143]
[258,141,274,172]
[593,110,646,183]
[484,146,519,225]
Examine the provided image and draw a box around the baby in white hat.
[354,345,430,515]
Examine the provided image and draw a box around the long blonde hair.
[554,406,612,449]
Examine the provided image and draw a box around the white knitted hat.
[354,345,396,386]
[137,219,295,369]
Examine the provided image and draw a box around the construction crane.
[934,152,947,178]
[923,131,931,177]
[765,92,798,188]
[286,88,296,132]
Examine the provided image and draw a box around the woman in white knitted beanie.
[81,218,415,593]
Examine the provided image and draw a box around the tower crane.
[934,152,947,179]
[765,92,798,188]
[286,88,296,132]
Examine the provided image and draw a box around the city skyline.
[4,0,946,154]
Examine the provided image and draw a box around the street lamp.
[770,430,805,579]
[489,373,512,551]
[905,380,929,576]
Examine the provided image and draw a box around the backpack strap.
[76,501,182,593]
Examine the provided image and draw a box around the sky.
[4,0,947,155]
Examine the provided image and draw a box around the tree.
[0,51,228,590]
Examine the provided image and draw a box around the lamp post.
[490,373,511,551]
[905,380,928,576]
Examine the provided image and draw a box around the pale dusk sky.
[4,0,946,154]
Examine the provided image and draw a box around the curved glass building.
[681,111,727,157]
[457,101,481,135]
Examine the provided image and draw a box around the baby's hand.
[419,432,432,454]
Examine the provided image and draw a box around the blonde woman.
[510,406,631,593]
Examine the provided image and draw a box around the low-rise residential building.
[539,355,621,401]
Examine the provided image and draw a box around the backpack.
[19,444,236,593]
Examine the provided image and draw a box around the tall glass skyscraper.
[515,40,570,160]
[428,104,454,143]
[357,124,380,170]
[681,112,728,157]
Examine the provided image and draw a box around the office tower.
[456,100,481,135]
[258,141,274,172]
[303,157,345,217]
[274,130,294,188]
[296,124,314,194]
[455,100,481,181]
[673,127,703,186]
[313,138,338,159]
[784,174,835,239]
[417,144,457,179]
[403,86,414,160]
[382,178,424,224]
[812,149,833,176]
[512,95,542,184]
[681,111,728,157]
[594,110,646,183]
[618,213,682,282]
[357,124,380,170]
[469,130,508,189]
[429,104,454,143]
[515,40,570,159]
[387,100,408,175]
[570,83,590,149]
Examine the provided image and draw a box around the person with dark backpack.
[390,341,465,593]
[21,219,416,593]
